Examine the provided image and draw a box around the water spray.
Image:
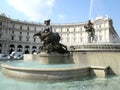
[89,0,93,20]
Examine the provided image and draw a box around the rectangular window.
[0,22,2,25]
[27,32,29,35]
[26,37,29,41]
[67,29,69,32]
[12,31,14,34]
[74,33,76,36]
[11,36,14,40]
[27,27,29,30]
[67,38,69,42]
[19,37,22,41]
[61,28,62,32]
[13,25,15,28]
[60,34,62,37]
[34,38,36,42]
[0,34,1,38]
[73,37,75,42]
[20,26,22,29]
[80,37,82,42]
[74,28,76,32]
[67,33,69,37]
[99,35,102,41]
[80,27,82,30]
[99,25,101,28]
[99,30,102,35]
[20,32,22,35]
[80,31,82,35]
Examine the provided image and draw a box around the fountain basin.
[1,61,90,80]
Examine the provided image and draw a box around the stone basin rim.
[1,63,90,71]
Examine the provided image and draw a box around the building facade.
[0,14,120,54]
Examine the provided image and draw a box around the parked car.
[8,51,23,60]
[0,54,8,60]
[14,54,23,59]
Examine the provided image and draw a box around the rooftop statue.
[33,19,69,54]
[84,20,95,43]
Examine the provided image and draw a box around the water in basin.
[5,61,88,69]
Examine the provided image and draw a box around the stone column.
[22,45,25,54]
[30,46,32,54]
[2,41,8,54]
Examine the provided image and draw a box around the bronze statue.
[84,20,95,43]
[33,19,69,54]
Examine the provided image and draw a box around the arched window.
[17,45,23,52]
[9,44,15,54]
[32,46,37,54]
[24,46,30,54]
[9,44,15,49]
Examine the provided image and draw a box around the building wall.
[0,14,119,54]
[53,17,119,46]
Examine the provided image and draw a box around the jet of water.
[89,0,93,19]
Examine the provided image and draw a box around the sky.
[0,0,120,35]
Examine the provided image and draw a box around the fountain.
[1,18,119,81]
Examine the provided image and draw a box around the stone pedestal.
[24,52,72,64]
[90,66,109,78]
[24,54,39,61]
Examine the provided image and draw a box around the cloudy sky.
[0,0,120,35]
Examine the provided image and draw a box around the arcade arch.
[9,44,15,54]
[24,46,30,54]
